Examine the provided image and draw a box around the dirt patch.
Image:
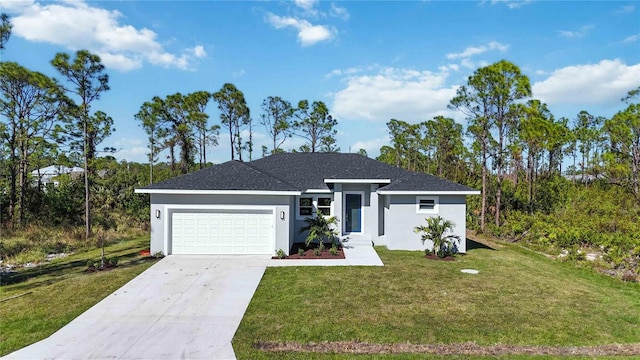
[273,243,345,260]
[254,341,640,356]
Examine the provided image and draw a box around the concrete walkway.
[3,255,270,360]
[268,244,384,267]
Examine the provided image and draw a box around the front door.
[344,193,362,233]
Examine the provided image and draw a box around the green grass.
[0,236,156,356]
[234,238,640,359]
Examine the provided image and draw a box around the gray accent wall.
[150,194,292,255]
[384,194,467,253]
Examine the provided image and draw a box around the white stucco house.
[31,165,84,187]
[135,153,480,256]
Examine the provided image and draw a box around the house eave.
[134,189,302,196]
[377,190,481,195]
[304,188,332,193]
[324,179,391,184]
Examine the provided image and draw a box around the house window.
[299,197,314,217]
[297,196,333,219]
[416,196,439,214]
[317,197,332,215]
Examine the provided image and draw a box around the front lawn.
[234,237,640,359]
[0,236,156,356]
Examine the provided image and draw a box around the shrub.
[329,244,338,255]
[297,248,305,256]
[276,249,286,259]
[414,216,460,258]
[313,248,322,256]
[298,211,339,250]
[109,257,119,267]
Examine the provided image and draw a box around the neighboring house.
[135,153,480,256]
[31,165,84,187]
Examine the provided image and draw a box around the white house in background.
[31,165,84,187]
[135,153,480,256]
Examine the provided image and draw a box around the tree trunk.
[84,116,91,240]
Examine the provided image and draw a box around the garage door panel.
[171,211,274,255]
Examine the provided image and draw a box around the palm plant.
[414,216,461,257]
[298,210,339,250]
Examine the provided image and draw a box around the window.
[416,196,439,214]
[297,196,333,219]
[299,197,313,216]
[317,197,331,215]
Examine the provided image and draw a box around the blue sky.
[1,0,639,164]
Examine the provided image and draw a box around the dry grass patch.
[0,236,156,356]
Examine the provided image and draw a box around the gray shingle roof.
[139,153,478,193]
[140,160,298,191]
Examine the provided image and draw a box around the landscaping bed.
[273,243,345,260]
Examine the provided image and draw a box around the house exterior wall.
[292,183,382,245]
[149,194,292,255]
[385,194,467,253]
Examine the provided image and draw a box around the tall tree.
[573,110,603,182]
[603,88,640,199]
[0,62,66,227]
[260,96,294,153]
[424,116,465,181]
[212,83,250,161]
[449,60,531,228]
[135,101,161,184]
[385,119,423,171]
[185,91,219,168]
[0,13,11,50]
[518,100,554,211]
[52,50,110,239]
[294,100,337,153]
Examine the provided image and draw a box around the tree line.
[0,13,341,235]
[375,60,639,268]
[135,85,339,178]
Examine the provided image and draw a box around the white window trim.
[296,195,334,220]
[416,196,439,214]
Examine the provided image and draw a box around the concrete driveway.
[3,255,271,360]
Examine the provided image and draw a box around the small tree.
[414,216,460,257]
[297,210,339,251]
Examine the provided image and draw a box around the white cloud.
[266,13,334,46]
[532,59,640,106]
[614,4,635,14]
[446,41,509,62]
[330,67,460,123]
[294,0,318,11]
[192,45,207,58]
[232,68,246,77]
[557,25,594,39]
[330,3,350,20]
[350,136,391,155]
[108,137,148,163]
[622,34,639,43]
[3,0,205,71]
[489,0,533,9]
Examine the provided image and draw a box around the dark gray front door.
[345,193,362,233]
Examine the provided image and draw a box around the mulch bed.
[254,341,640,356]
[424,253,456,261]
[272,243,345,260]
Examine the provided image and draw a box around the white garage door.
[171,210,274,255]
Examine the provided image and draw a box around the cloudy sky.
[1,0,638,163]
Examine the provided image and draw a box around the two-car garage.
[169,209,275,255]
